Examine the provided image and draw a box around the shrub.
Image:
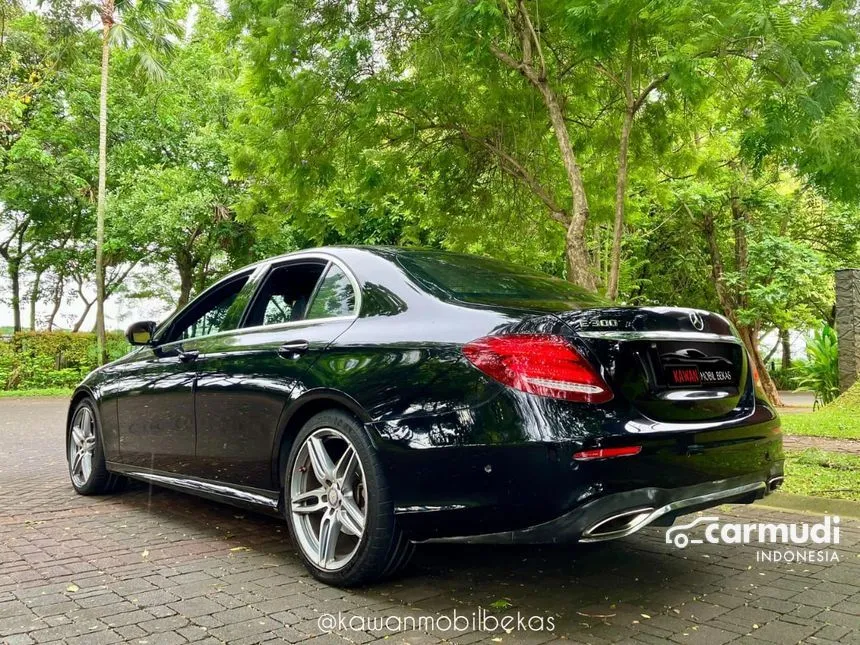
[769,360,806,391]
[794,324,840,407]
[0,331,129,391]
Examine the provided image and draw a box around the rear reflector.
[750,355,763,389]
[748,352,770,403]
[573,446,642,461]
[462,334,613,403]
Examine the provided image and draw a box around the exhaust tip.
[767,476,784,492]
[582,507,654,540]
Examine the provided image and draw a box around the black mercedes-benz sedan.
[66,247,784,586]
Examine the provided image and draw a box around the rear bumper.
[422,473,777,545]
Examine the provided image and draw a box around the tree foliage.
[0,0,858,394]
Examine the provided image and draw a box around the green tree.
[91,0,178,361]
[230,0,857,297]
[111,3,250,310]
[0,5,93,331]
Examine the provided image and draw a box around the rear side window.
[305,265,356,319]
[244,262,326,328]
[397,252,606,310]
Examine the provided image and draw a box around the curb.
[753,492,860,519]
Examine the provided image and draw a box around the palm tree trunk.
[95,11,112,365]
[8,258,21,332]
[780,328,792,371]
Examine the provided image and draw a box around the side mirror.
[126,320,157,346]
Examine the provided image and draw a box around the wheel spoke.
[81,408,93,437]
[339,496,365,537]
[306,436,335,483]
[71,427,84,447]
[291,428,368,571]
[81,452,92,481]
[291,488,326,514]
[334,446,357,484]
[318,508,341,566]
[71,449,84,476]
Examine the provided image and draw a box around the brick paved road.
[1,398,858,645]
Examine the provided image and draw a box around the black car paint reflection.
[71,246,783,543]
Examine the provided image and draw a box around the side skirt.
[107,461,281,514]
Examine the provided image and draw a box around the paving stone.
[675,624,742,644]
[2,398,860,645]
[115,623,148,640]
[813,623,854,641]
[2,634,35,645]
[800,589,849,608]
[137,615,190,633]
[168,597,225,618]
[64,629,122,645]
[747,619,820,643]
[718,605,779,627]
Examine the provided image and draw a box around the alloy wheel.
[69,406,97,488]
[290,428,368,571]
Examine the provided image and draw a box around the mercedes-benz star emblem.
[689,311,705,331]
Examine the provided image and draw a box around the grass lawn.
[782,449,860,502]
[0,387,72,398]
[780,408,860,440]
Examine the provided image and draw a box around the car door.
[192,257,360,489]
[112,270,253,472]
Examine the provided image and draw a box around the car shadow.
[114,479,743,639]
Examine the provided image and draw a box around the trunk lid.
[556,307,751,422]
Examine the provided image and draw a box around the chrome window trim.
[152,266,260,345]
[153,315,360,352]
[303,261,359,322]
[576,331,741,343]
[151,252,361,350]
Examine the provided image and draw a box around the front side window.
[244,262,327,328]
[173,275,249,341]
[305,265,356,319]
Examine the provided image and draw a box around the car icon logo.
[689,311,705,331]
[665,516,719,548]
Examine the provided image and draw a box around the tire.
[284,410,414,586]
[67,398,123,495]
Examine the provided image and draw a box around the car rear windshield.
[396,252,606,310]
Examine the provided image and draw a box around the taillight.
[573,446,642,461]
[462,334,613,403]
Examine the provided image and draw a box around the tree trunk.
[738,324,782,405]
[700,208,782,405]
[47,279,63,331]
[176,260,194,313]
[489,26,594,290]
[780,328,791,371]
[565,217,593,289]
[8,258,21,332]
[95,10,113,365]
[29,269,42,331]
[607,108,634,300]
[73,299,93,333]
[541,86,595,290]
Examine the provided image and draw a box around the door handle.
[177,348,199,363]
[277,340,309,359]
